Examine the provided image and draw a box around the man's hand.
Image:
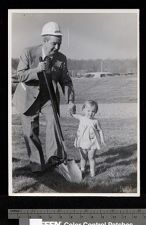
[37,57,52,73]
[101,139,106,146]
[68,102,76,115]
[36,62,46,73]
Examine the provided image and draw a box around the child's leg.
[79,148,87,172]
[88,149,96,177]
[80,155,86,172]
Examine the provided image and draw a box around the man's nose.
[55,44,60,50]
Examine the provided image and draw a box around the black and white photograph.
[8,9,139,196]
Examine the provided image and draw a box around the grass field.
[11,76,138,194]
[60,76,137,104]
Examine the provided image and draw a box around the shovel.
[39,57,82,183]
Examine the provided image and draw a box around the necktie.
[44,56,53,74]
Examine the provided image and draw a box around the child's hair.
[82,100,98,113]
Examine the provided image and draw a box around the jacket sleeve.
[17,48,39,82]
[59,56,75,103]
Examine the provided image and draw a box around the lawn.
[60,76,137,104]
[11,76,138,194]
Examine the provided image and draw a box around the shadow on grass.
[88,172,137,193]
[13,164,88,193]
[99,143,137,159]
[94,143,137,174]
[12,143,137,193]
[12,157,21,163]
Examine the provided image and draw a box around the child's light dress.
[74,115,100,151]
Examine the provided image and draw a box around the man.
[13,21,75,173]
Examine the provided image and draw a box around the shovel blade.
[54,163,72,182]
[55,160,82,183]
[67,160,82,183]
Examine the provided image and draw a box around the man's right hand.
[36,62,46,72]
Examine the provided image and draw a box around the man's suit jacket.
[13,44,74,114]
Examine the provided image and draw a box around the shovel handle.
[39,56,65,144]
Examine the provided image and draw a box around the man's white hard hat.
[41,21,62,36]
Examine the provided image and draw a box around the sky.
[9,9,139,60]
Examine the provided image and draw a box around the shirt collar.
[42,47,53,61]
[42,47,46,60]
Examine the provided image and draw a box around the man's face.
[43,35,62,57]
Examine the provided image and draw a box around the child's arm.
[96,120,106,145]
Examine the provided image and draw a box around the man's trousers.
[21,100,61,172]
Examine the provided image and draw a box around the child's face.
[84,104,96,119]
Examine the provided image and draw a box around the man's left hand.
[67,102,76,114]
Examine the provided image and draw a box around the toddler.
[70,100,105,178]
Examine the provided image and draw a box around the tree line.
[12,58,137,76]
